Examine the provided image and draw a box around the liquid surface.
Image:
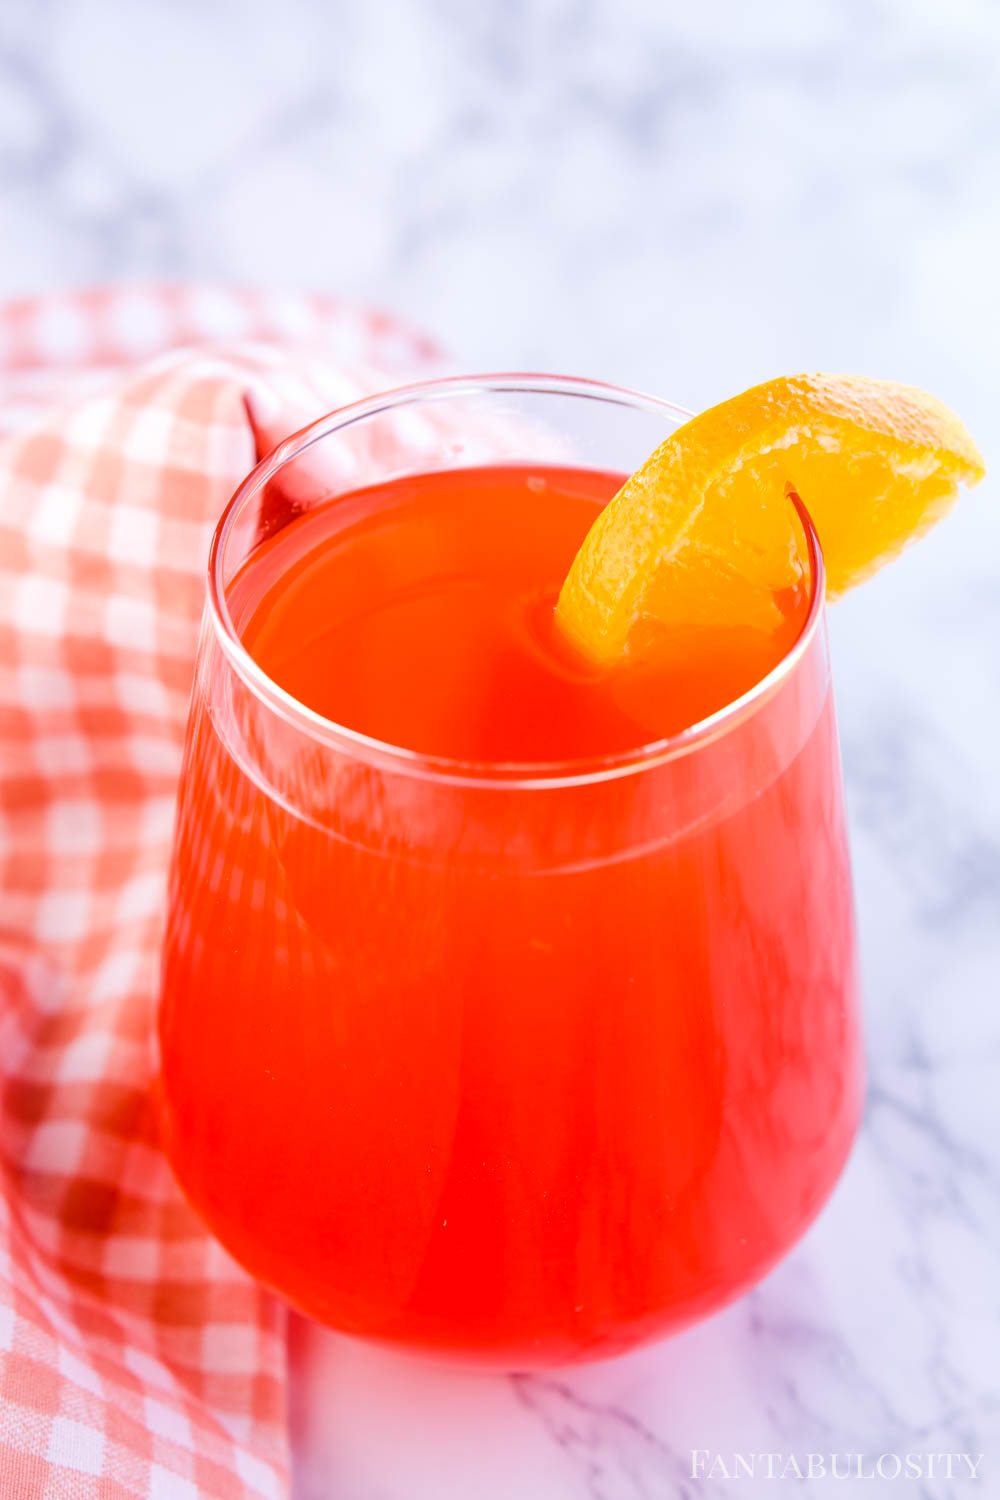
[159,461,859,1365]
[233,464,811,760]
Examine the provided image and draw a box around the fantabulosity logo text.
[690,1451,984,1482]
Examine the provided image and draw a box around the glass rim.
[207,372,827,790]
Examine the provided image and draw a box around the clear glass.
[158,375,862,1367]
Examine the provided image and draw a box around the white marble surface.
[1,2,998,1495]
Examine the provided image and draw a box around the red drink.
[159,380,861,1365]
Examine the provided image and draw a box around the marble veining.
[0,0,997,1494]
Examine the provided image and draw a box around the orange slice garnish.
[557,374,985,663]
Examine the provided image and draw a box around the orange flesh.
[557,373,985,662]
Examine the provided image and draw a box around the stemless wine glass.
[158,375,862,1367]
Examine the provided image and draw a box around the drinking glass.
[158,375,862,1367]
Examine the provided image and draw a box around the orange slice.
[557,374,985,663]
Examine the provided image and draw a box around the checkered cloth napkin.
[0,286,438,1499]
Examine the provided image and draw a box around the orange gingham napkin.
[0,286,439,1499]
